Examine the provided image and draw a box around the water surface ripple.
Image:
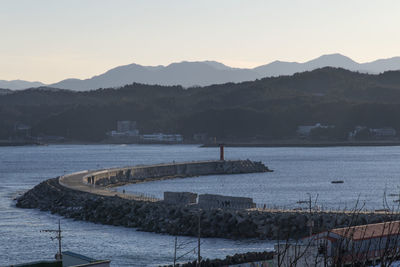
[1,144,400,266]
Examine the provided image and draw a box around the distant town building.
[106,121,184,143]
[109,120,139,137]
[349,126,397,140]
[141,133,183,143]
[370,127,397,138]
[348,125,368,140]
[296,123,334,137]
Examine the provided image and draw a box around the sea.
[1,144,400,266]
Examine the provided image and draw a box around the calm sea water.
[1,144,400,266]
[118,145,400,211]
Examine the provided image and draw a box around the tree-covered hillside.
[2,67,400,142]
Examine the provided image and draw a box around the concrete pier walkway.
[58,160,270,202]
[59,169,160,201]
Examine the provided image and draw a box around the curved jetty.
[16,160,398,240]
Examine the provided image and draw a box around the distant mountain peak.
[308,53,358,65]
[318,53,348,58]
[0,80,45,90]
[6,54,400,91]
[202,61,233,70]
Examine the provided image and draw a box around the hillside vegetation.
[2,67,400,142]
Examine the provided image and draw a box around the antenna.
[41,219,63,260]
[307,193,313,237]
[297,193,314,236]
[197,211,201,267]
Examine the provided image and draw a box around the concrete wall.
[163,192,255,210]
[164,191,197,205]
[83,160,269,187]
[80,160,267,210]
[198,194,256,210]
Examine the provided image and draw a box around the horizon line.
[2,53,400,85]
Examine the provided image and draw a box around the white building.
[141,133,183,143]
[348,125,368,140]
[349,126,397,140]
[109,120,139,137]
[370,127,397,138]
[109,129,139,137]
[296,123,334,137]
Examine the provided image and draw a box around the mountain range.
[0,80,45,91]
[3,67,400,142]
[2,53,400,90]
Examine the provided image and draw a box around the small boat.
[331,180,344,184]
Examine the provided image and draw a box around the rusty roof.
[329,221,400,241]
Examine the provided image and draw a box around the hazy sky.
[1,0,399,83]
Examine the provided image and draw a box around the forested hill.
[2,67,400,142]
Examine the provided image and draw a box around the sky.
[1,0,400,84]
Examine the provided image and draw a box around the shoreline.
[0,140,45,147]
[4,140,400,148]
[201,141,400,148]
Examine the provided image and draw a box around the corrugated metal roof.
[330,220,400,241]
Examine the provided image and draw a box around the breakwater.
[84,160,270,187]
[16,160,399,240]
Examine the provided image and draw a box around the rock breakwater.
[16,179,399,240]
[15,160,400,240]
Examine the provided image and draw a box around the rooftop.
[63,251,96,262]
[330,220,400,241]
